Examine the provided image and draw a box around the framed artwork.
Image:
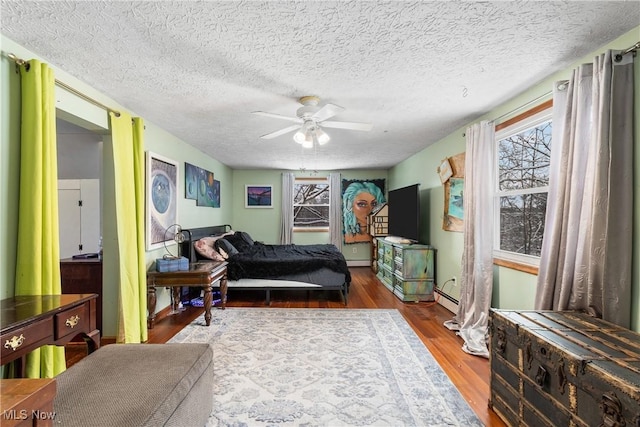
[245,185,272,208]
[184,162,199,200]
[442,152,465,232]
[146,152,179,250]
[443,177,464,232]
[196,168,218,207]
[213,180,220,207]
[341,178,386,244]
[437,158,453,184]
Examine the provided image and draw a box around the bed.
[180,225,350,304]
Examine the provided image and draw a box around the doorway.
[57,118,103,258]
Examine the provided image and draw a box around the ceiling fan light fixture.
[315,127,330,145]
[301,138,313,149]
[293,120,314,144]
[293,129,306,144]
[254,96,371,143]
[301,128,316,148]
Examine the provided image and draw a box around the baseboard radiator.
[435,288,459,314]
[347,260,371,267]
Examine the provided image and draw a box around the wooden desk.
[0,378,56,426]
[147,261,228,329]
[0,294,100,378]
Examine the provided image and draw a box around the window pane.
[293,182,330,228]
[294,183,329,205]
[294,206,329,228]
[499,193,547,256]
[498,121,551,191]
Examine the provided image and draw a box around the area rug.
[168,308,483,426]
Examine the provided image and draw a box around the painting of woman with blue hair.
[342,179,386,243]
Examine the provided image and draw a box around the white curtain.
[444,121,495,358]
[279,172,294,244]
[329,173,342,251]
[535,50,634,328]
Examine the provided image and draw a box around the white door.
[58,179,100,258]
[80,179,100,255]
[58,181,82,258]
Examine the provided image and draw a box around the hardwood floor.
[67,267,505,426]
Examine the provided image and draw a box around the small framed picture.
[443,177,464,232]
[437,158,453,184]
[245,185,273,208]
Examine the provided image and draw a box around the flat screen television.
[388,184,420,242]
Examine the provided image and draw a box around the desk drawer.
[1,317,53,361]
[55,303,88,340]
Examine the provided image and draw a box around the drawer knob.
[66,314,80,328]
[4,334,25,351]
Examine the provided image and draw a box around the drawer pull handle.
[66,315,80,328]
[600,392,624,427]
[4,334,25,351]
[496,327,506,355]
[535,365,548,387]
[557,361,567,394]
[525,340,533,369]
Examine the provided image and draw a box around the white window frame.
[293,177,330,232]
[493,107,552,268]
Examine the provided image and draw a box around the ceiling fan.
[252,96,373,148]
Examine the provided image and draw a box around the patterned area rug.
[168,308,482,426]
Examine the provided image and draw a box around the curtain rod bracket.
[7,52,26,66]
[615,41,640,62]
[7,52,29,72]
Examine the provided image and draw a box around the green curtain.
[110,112,148,343]
[14,59,66,378]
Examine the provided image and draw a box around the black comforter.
[226,243,351,283]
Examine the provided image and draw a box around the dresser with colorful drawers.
[375,237,436,302]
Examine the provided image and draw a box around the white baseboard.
[347,260,371,267]
[435,289,458,314]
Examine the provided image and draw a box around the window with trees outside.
[293,178,330,230]
[494,101,552,268]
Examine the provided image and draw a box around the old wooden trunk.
[489,309,640,427]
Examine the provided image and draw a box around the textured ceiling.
[2,1,639,170]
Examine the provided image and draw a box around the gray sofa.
[54,343,213,426]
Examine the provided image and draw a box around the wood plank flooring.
[67,267,505,426]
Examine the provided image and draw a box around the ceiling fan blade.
[321,120,373,131]
[311,103,344,122]
[252,111,302,123]
[260,124,301,139]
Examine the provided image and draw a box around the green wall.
[0,35,233,337]
[232,169,388,262]
[3,26,639,335]
[389,26,640,331]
